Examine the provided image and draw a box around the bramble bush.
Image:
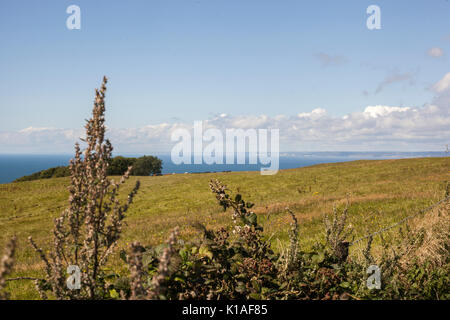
[116,179,449,300]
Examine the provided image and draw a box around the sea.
[0,152,447,184]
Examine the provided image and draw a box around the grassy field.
[1,156,449,299]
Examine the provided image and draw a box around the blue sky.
[0,0,449,152]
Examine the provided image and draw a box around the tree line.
[13,155,162,182]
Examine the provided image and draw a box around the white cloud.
[427,47,444,58]
[298,108,327,119]
[1,102,448,153]
[19,127,57,133]
[432,72,450,93]
[2,74,450,153]
[363,106,410,118]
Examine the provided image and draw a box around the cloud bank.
[1,74,450,154]
[432,72,450,93]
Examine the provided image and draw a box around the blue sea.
[0,152,446,184]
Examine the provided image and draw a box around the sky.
[0,0,449,153]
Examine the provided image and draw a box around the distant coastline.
[0,152,447,184]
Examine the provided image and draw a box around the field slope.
[1,157,449,299]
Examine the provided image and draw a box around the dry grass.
[400,198,449,267]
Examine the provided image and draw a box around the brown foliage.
[29,77,140,299]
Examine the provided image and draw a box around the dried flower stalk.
[29,77,140,299]
[147,227,179,300]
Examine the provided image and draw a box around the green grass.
[1,157,449,299]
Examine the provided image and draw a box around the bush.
[131,155,162,176]
[115,180,449,300]
[14,155,162,182]
[108,156,136,176]
[14,166,70,182]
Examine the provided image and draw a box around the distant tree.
[39,167,56,179]
[107,156,136,175]
[53,166,70,177]
[131,155,162,176]
[13,155,162,182]
[14,166,70,182]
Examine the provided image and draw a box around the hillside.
[12,155,162,182]
[0,156,449,299]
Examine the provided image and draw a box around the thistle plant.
[324,204,353,262]
[285,208,299,270]
[127,241,146,300]
[275,208,299,290]
[29,76,140,299]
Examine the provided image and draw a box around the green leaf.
[142,252,154,267]
[249,293,261,300]
[109,289,119,299]
[235,282,246,293]
[251,280,261,292]
[119,250,127,263]
[179,248,188,260]
[199,245,213,260]
[248,213,258,226]
[311,251,325,264]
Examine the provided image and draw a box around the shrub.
[14,154,162,182]
[116,180,449,300]
[132,155,162,176]
[108,156,136,176]
[121,180,278,300]
[14,166,71,182]
[27,77,140,299]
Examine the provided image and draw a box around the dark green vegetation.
[13,155,162,182]
[119,180,449,300]
[13,166,71,182]
[108,155,162,176]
